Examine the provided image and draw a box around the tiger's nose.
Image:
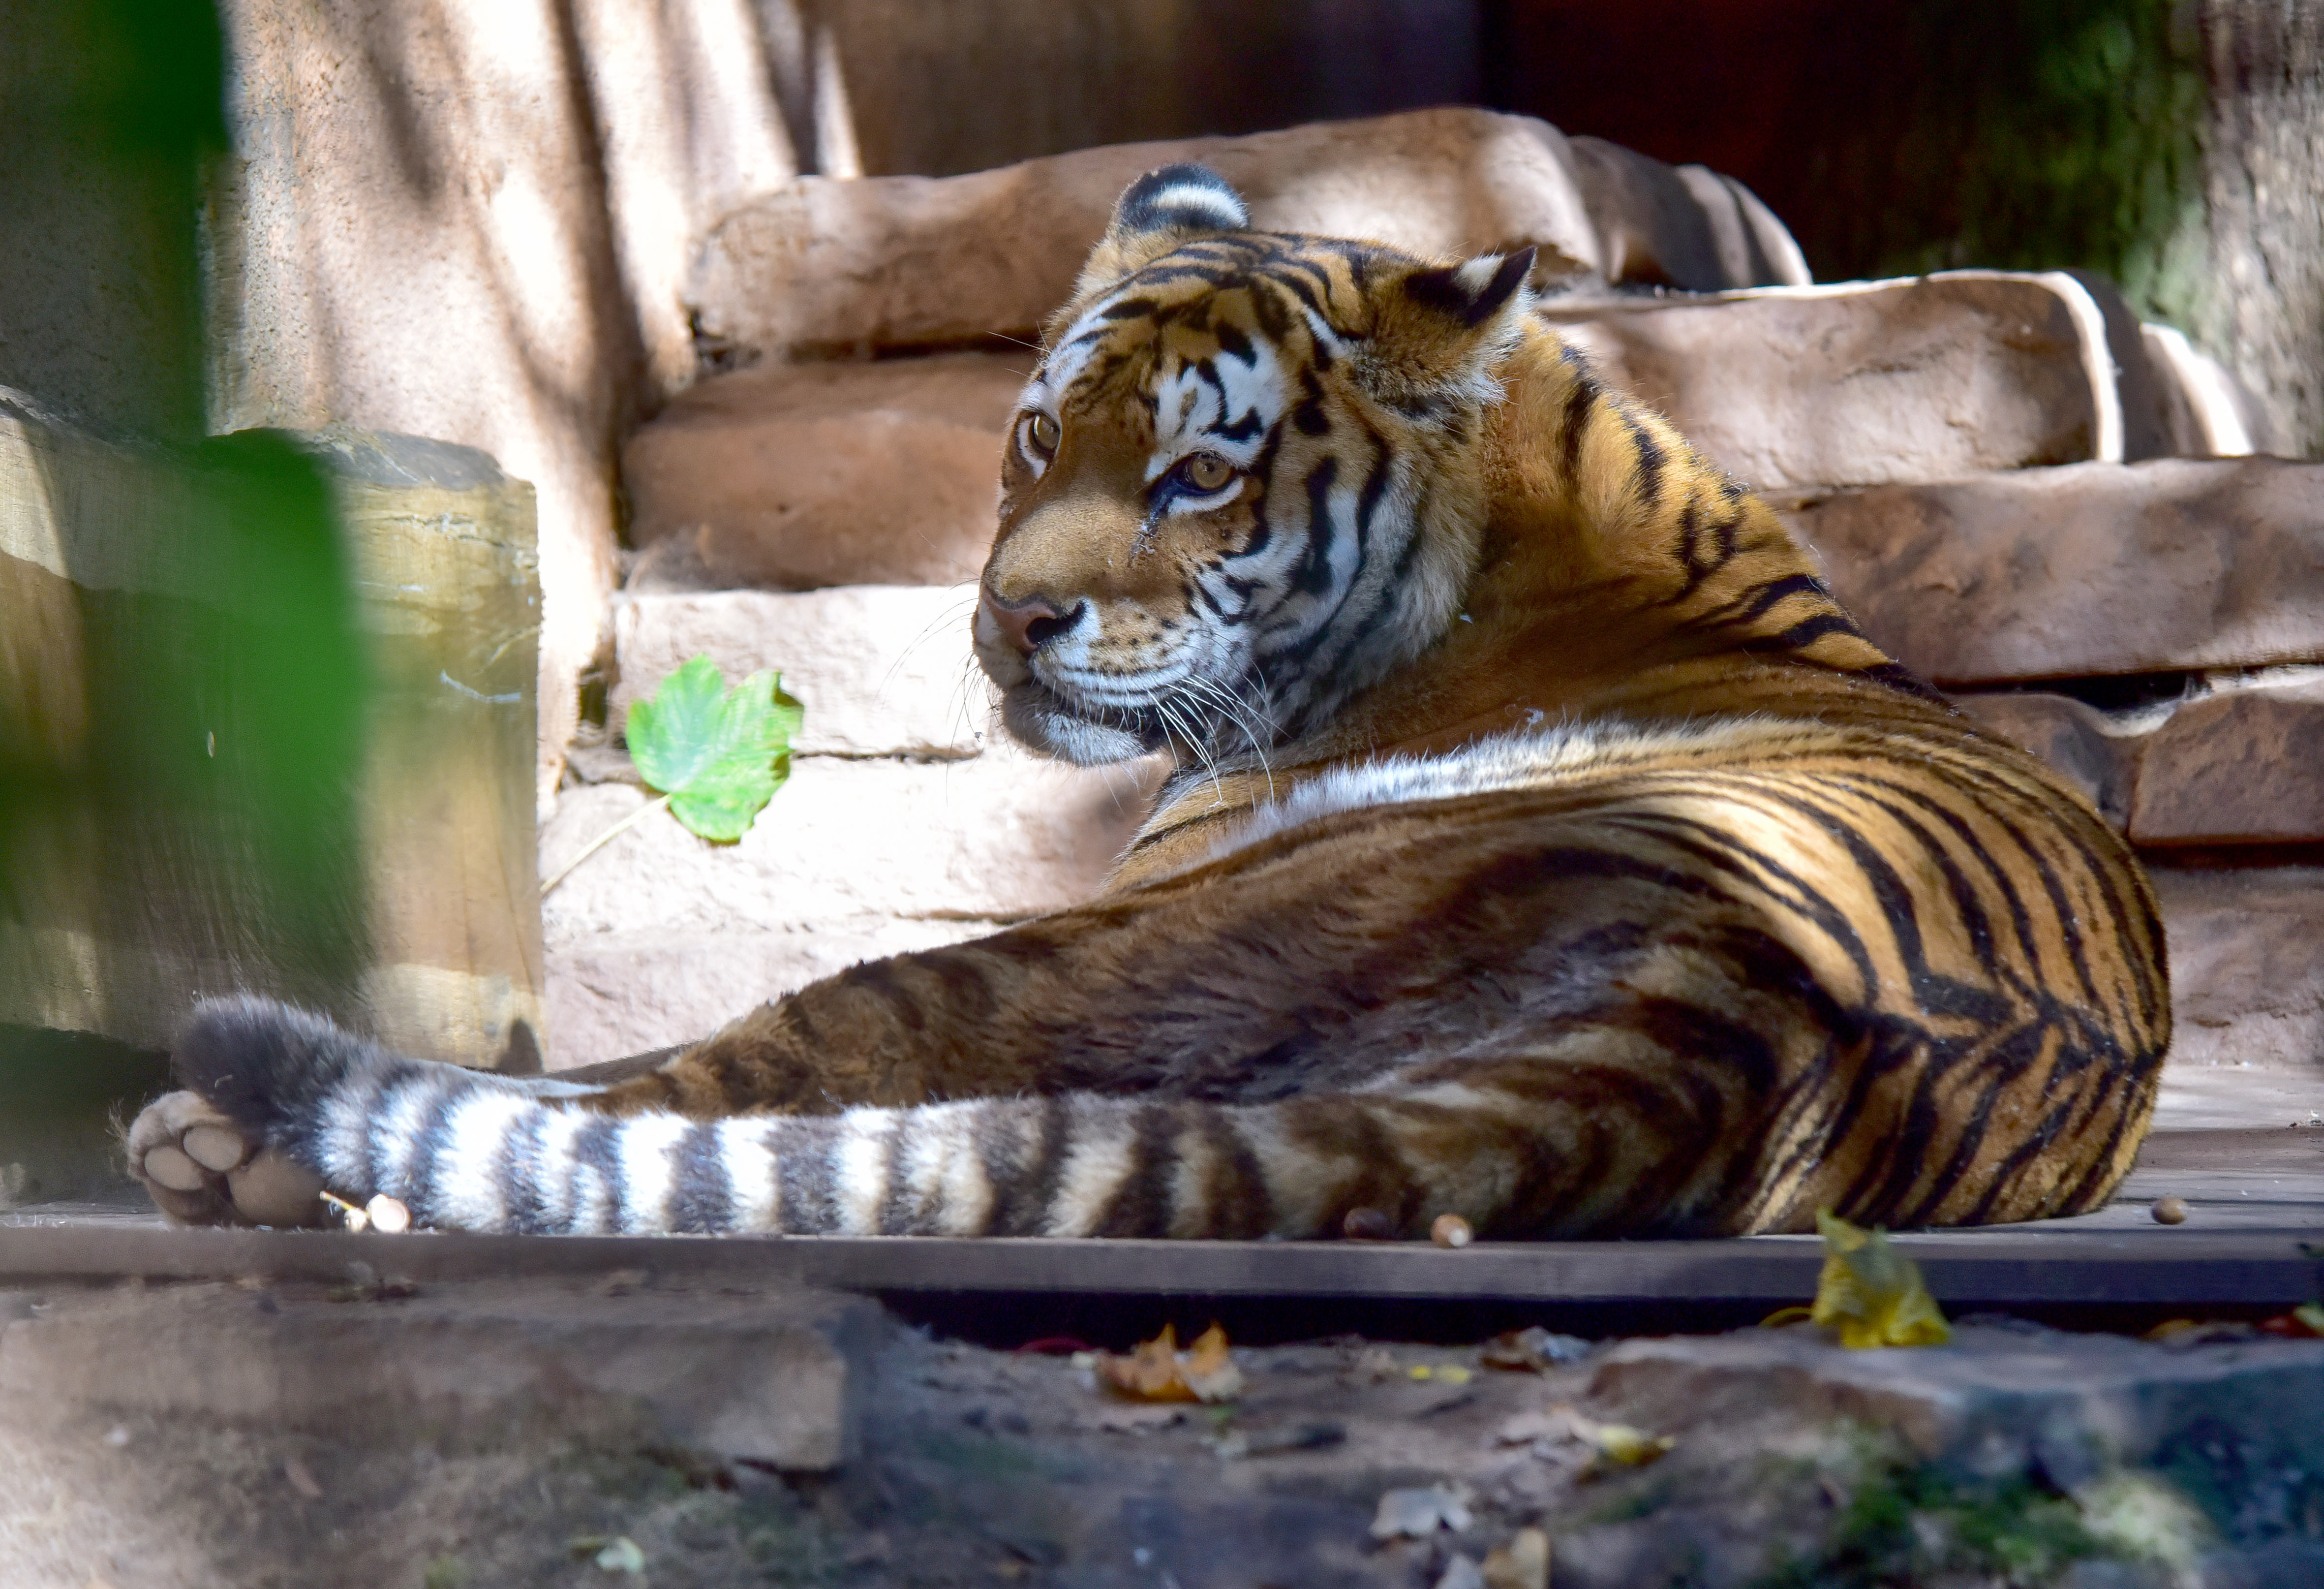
[979,590,1081,657]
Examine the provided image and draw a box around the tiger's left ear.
[1358,247,1538,404]
[1070,164,1250,303]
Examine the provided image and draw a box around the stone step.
[562,578,2324,1068]
[2149,864,2324,1076]
[546,919,999,1067]
[543,756,1158,936]
[539,856,2323,1087]
[1787,458,2324,686]
[686,107,1807,366]
[611,584,989,758]
[627,274,2173,592]
[621,357,1018,593]
[1957,673,2324,845]
[2129,680,2324,844]
[613,574,2324,851]
[540,755,1162,1065]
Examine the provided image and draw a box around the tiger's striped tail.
[173,997,1629,1239]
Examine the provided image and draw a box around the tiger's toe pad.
[126,1091,325,1228]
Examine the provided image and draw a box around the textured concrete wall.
[203,0,795,810]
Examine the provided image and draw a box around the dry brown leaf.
[1479,1326,1590,1372]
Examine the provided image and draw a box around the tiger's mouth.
[994,676,1168,766]
[972,601,1185,765]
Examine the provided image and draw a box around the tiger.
[128,163,2169,1242]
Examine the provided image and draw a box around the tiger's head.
[975,165,1537,766]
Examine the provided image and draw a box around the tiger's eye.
[1023,411,1060,457]
[1178,453,1234,493]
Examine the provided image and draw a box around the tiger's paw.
[126,1089,326,1227]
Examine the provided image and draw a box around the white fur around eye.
[1160,471,1242,515]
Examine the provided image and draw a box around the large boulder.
[1546,272,2140,492]
[1786,458,2324,686]
[2128,677,2324,846]
[687,108,1808,363]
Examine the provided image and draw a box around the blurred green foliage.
[1787,0,2210,327]
[2,0,229,154]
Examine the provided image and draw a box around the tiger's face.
[975,166,1536,767]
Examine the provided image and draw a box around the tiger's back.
[131,165,2167,1240]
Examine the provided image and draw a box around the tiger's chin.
[997,681,1162,766]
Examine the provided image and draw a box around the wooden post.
[0,392,544,1070]
[310,428,547,1070]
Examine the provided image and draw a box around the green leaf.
[623,655,801,842]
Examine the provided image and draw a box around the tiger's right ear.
[1070,164,1250,302]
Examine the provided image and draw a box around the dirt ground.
[7,1271,2324,1589]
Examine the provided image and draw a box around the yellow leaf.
[1560,1406,1676,1470]
[1811,1209,1951,1348]
[1593,1422,1675,1465]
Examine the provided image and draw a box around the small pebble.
[365,1194,413,1234]
[2151,1195,2189,1225]
[1343,1206,1395,1241]
[1431,1213,1473,1248]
